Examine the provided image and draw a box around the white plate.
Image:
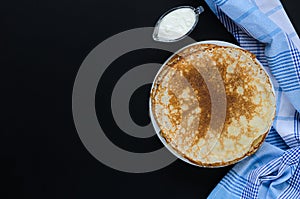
[149,40,275,167]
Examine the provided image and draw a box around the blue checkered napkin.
[204,0,300,198]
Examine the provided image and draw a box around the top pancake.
[150,43,276,167]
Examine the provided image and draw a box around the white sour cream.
[156,8,196,41]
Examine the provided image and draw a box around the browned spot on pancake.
[170,59,211,140]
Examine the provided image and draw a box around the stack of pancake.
[150,43,276,167]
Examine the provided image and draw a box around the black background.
[1,0,300,198]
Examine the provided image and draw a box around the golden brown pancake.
[150,43,276,167]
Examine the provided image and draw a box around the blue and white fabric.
[204,0,300,198]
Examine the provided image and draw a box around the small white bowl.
[153,6,204,42]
